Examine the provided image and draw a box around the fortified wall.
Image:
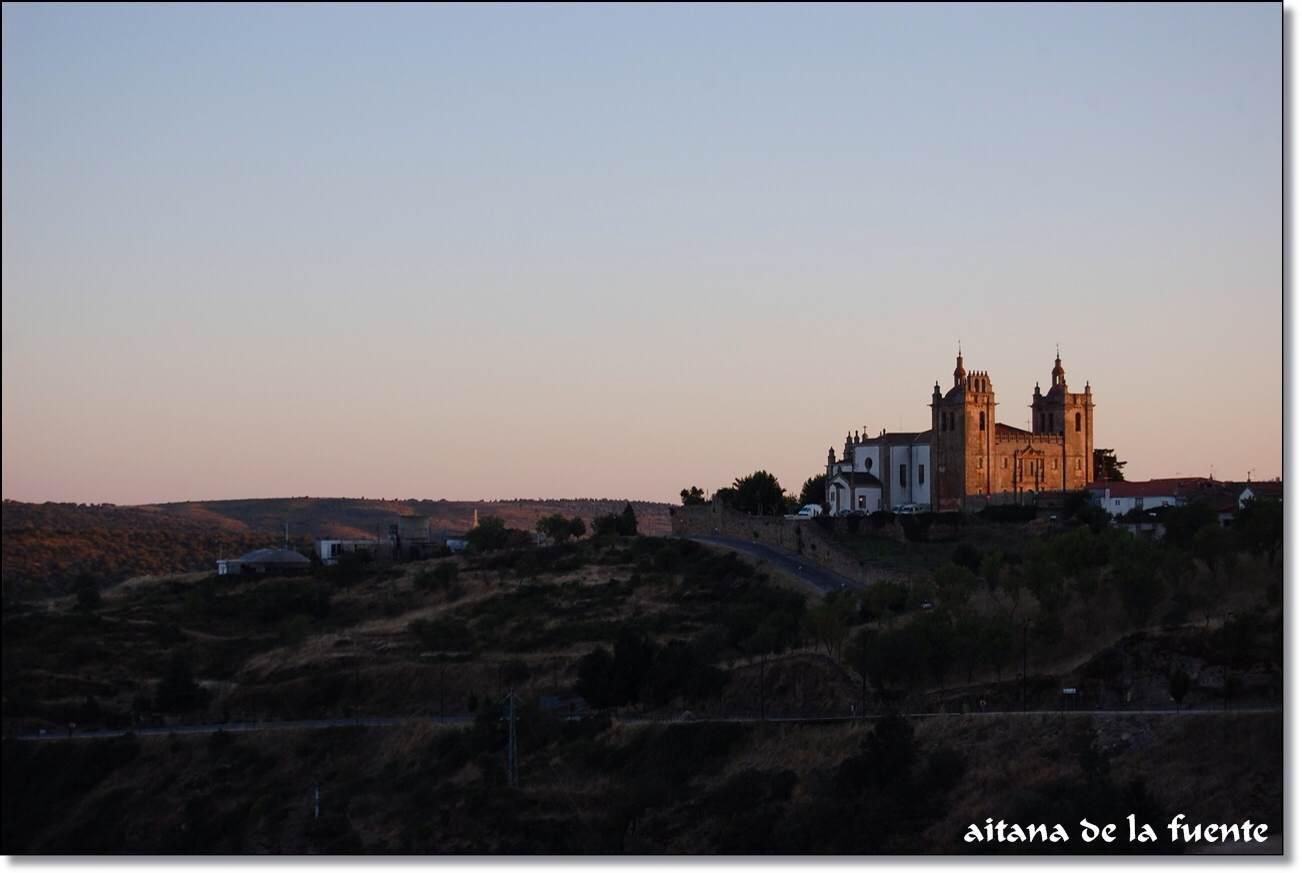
[669,501,905,587]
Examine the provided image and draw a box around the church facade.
[826,351,1095,513]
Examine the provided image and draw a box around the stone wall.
[669,501,904,586]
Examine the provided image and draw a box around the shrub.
[155,651,210,714]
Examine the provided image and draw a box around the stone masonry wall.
[669,501,901,586]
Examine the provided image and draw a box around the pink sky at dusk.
[1,4,1282,505]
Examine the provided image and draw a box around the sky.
[1,3,1282,505]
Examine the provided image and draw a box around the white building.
[1086,478,1219,518]
[826,429,931,514]
[1238,481,1283,509]
[316,538,385,565]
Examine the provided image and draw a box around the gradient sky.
[2,3,1282,505]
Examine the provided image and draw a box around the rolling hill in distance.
[1,497,673,598]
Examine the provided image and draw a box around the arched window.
[918,464,925,485]
[1075,412,1082,432]
[979,411,986,431]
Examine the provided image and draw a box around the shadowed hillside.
[1,497,671,599]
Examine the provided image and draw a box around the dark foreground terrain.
[1,498,1284,853]
[2,711,1281,853]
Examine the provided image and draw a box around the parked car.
[785,504,825,520]
[892,504,926,515]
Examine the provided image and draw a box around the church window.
[899,464,907,488]
[1052,459,1058,471]
[1049,413,1054,431]
[1076,458,1082,471]
[1002,457,1008,469]
[977,456,983,469]
[865,457,873,471]
[979,411,986,431]
[918,464,925,485]
[1075,412,1082,432]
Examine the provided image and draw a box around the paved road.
[10,707,1281,742]
[685,534,864,594]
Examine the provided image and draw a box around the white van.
[785,504,824,520]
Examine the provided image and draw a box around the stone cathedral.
[825,350,1095,513]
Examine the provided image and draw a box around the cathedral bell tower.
[931,348,995,509]
[1029,347,1094,490]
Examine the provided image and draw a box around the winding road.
[685,534,864,594]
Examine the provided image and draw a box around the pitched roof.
[860,430,931,445]
[1240,481,1283,498]
[1087,478,1217,498]
[235,547,311,564]
[830,472,884,489]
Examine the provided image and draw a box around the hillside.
[2,712,1281,854]
[1,521,1284,853]
[1,497,672,598]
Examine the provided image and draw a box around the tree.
[728,471,788,516]
[592,513,622,537]
[617,503,639,536]
[568,516,587,539]
[1022,550,1066,615]
[1234,498,1283,565]
[611,628,655,703]
[536,514,576,544]
[933,563,976,608]
[155,651,209,713]
[1115,546,1164,627]
[844,628,876,716]
[983,620,1015,682]
[803,595,853,659]
[1158,503,1218,549]
[747,615,794,719]
[575,647,616,707]
[1093,448,1127,482]
[798,474,827,508]
[1168,667,1191,712]
[680,486,707,506]
[466,516,511,551]
[916,612,956,689]
[862,712,916,787]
